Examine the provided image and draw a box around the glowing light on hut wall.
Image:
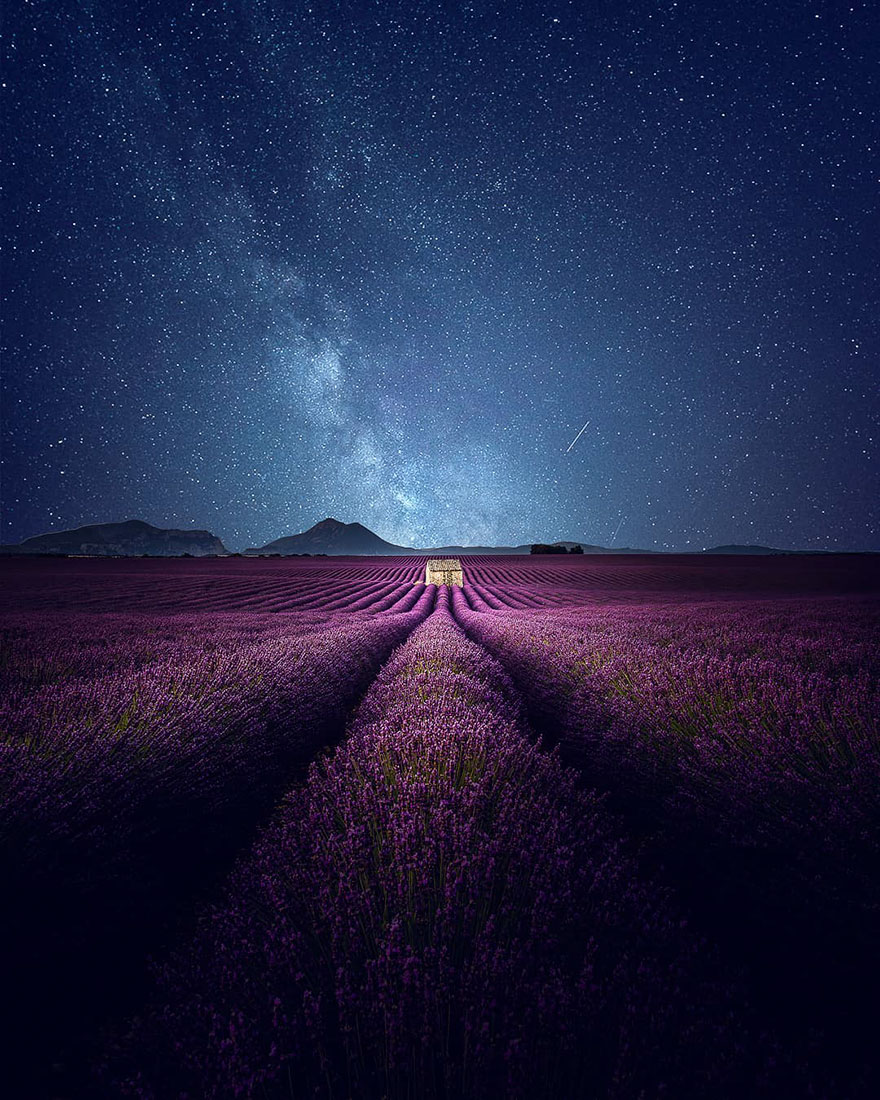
[425,559,463,586]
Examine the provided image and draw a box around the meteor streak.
[564,419,591,453]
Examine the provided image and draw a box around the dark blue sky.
[3,0,878,550]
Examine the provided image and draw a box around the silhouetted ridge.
[1,520,228,557]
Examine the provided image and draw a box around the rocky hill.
[243,519,653,556]
[3,517,819,558]
[700,544,789,555]
[0,519,228,557]
[243,518,401,556]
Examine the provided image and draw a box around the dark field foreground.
[1,554,878,1098]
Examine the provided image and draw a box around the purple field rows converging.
[1,554,878,1097]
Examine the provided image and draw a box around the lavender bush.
[1,587,436,1091]
[123,596,752,1099]
[0,555,427,612]
[451,592,880,865]
[452,587,880,1093]
[2,554,876,1096]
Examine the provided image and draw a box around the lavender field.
[2,554,878,1098]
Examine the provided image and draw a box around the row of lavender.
[6,552,875,615]
[115,594,768,1098]
[3,558,877,1094]
[452,590,879,888]
[0,557,427,613]
[452,587,880,1092]
[1,587,437,1092]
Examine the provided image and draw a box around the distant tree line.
[530,544,583,554]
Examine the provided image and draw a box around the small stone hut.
[425,558,463,586]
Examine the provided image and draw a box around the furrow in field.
[2,585,439,1094]
[450,586,880,1095]
[115,590,756,1099]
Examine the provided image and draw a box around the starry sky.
[3,0,878,551]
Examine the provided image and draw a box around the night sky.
[3,0,878,551]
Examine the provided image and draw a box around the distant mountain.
[0,517,834,559]
[421,544,529,556]
[422,541,655,556]
[0,519,228,557]
[249,523,840,557]
[544,541,658,555]
[244,518,401,556]
[243,520,655,556]
[700,544,791,555]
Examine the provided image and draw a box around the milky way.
[2,1,877,550]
